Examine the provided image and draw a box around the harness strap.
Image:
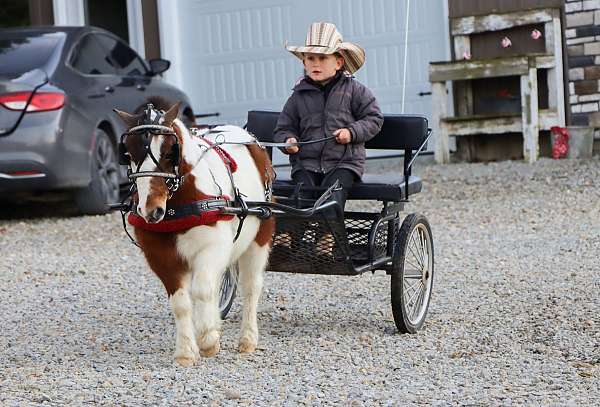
[127,196,234,233]
[165,198,231,218]
[202,138,238,173]
[197,137,246,242]
[233,189,248,242]
[129,171,178,180]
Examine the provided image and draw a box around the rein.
[198,129,337,148]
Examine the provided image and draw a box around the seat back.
[246,110,430,201]
[246,110,429,151]
[246,110,280,143]
[366,114,429,151]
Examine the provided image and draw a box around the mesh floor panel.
[268,213,392,275]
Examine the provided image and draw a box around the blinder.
[168,142,180,167]
[118,139,130,165]
[119,128,180,167]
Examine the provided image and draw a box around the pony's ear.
[163,102,181,125]
[113,108,138,128]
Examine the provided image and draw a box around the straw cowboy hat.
[285,22,365,74]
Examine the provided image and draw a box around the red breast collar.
[128,195,234,233]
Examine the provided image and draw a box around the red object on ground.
[550,126,569,159]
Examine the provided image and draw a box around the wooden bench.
[429,8,565,163]
[246,111,430,202]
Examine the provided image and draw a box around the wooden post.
[453,35,473,116]
[545,11,565,126]
[521,66,539,163]
[432,81,449,163]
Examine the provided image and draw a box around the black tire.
[391,213,434,333]
[75,130,120,215]
[219,263,238,319]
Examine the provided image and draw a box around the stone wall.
[566,0,600,130]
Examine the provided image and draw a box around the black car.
[0,26,195,214]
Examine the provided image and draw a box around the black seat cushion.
[273,169,422,202]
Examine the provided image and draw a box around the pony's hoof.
[174,354,196,367]
[238,337,256,353]
[199,341,220,358]
[198,331,220,357]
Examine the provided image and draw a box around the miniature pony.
[115,101,274,366]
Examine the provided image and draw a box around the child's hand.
[333,128,352,144]
[284,137,299,154]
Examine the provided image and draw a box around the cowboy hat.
[285,22,365,75]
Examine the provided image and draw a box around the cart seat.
[247,110,429,202]
[272,169,422,202]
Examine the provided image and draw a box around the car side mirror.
[148,58,171,76]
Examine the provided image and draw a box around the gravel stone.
[0,156,599,405]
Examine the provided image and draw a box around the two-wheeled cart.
[218,111,434,333]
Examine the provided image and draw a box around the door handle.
[418,91,432,97]
[136,84,146,91]
[104,85,115,93]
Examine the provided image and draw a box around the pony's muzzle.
[138,205,165,223]
[147,207,165,223]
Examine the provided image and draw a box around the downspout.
[401,0,410,114]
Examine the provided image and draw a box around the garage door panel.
[188,3,293,56]
[326,0,403,36]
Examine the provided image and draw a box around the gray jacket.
[273,75,383,178]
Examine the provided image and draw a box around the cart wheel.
[391,213,434,333]
[219,263,238,319]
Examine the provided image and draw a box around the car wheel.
[75,129,120,215]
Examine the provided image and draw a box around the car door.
[67,33,126,123]
[58,32,130,181]
[62,32,134,193]
[94,34,150,113]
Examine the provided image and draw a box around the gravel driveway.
[1,157,599,406]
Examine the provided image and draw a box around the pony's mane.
[134,96,174,114]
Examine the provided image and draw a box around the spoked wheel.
[219,262,238,319]
[391,213,434,333]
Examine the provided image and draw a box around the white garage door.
[159,0,449,160]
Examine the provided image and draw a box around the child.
[273,22,383,214]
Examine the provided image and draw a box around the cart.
[217,111,434,333]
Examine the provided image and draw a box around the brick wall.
[566,0,600,129]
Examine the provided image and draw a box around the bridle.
[119,105,184,197]
[116,104,246,245]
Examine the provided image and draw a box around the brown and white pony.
[114,102,274,366]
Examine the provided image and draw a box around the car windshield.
[0,32,64,75]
